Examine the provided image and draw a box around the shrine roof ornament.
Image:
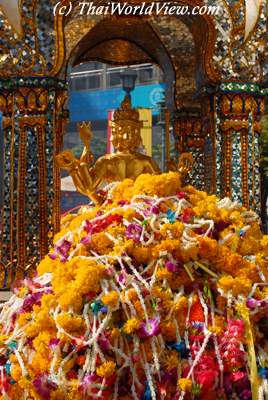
[0,0,267,84]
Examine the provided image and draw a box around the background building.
[60,62,176,211]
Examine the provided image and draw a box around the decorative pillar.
[0,77,67,287]
[172,108,205,190]
[213,84,267,212]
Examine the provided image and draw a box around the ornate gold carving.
[224,130,232,198]
[173,111,203,152]
[241,129,249,207]
[80,39,152,65]
[219,94,263,132]
[15,89,49,113]
[53,90,69,234]
[218,93,264,207]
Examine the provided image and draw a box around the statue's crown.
[113,95,142,125]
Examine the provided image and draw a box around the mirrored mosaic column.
[173,108,206,190]
[0,78,67,287]
[214,85,266,212]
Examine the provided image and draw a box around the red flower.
[226,320,244,341]
[83,214,123,236]
[66,370,77,380]
[195,369,218,390]
[176,191,186,199]
[189,298,205,322]
[181,208,195,223]
[198,355,218,371]
[230,371,247,382]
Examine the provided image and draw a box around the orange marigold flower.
[96,361,116,378]
[163,350,179,371]
[102,291,119,308]
[123,318,141,334]
[178,378,192,392]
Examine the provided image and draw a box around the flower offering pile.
[1,172,268,400]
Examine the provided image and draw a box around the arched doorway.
[59,15,210,211]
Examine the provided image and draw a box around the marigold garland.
[0,172,267,399]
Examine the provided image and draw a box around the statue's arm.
[56,150,104,204]
[145,157,161,174]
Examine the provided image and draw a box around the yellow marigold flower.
[209,316,226,334]
[35,308,55,331]
[90,232,113,254]
[111,239,134,257]
[180,242,199,262]
[213,315,226,332]
[0,335,7,345]
[11,364,22,381]
[117,208,135,221]
[61,213,76,227]
[152,239,181,258]
[37,255,59,275]
[17,312,32,327]
[133,300,145,319]
[198,237,218,260]
[217,275,234,292]
[102,291,119,308]
[25,323,40,338]
[134,172,181,197]
[123,318,141,334]
[50,388,67,400]
[174,296,188,311]
[96,361,116,378]
[160,221,184,239]
[151,286,172,311]
[163,351,179,371]
[261,235,268,257]
[32,332,52,373]
[18,377,32,391]
[9,354,17,363]
[56,313,85,333]
[17,287,28,298]
[68,209,98,231]
[125,289,138,302]
[209,325,222,335]
[238,237,261,256]
[58,291,83,313]
[53,258,105,312]
[232,277,252,296]
[216,295,227,311]
[41,293,57,309]
[31,352,51,374]
[156,266,173,282]
[111,179,134,203]
[33,332,51,352]
[161,321,176,341]
[178,378,192,392]
[130,246,153,264]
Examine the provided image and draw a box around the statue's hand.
[78,122,93,146]
[56,150,77,172]
[178,153,193,177]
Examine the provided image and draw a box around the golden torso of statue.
[94,152,160,182]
